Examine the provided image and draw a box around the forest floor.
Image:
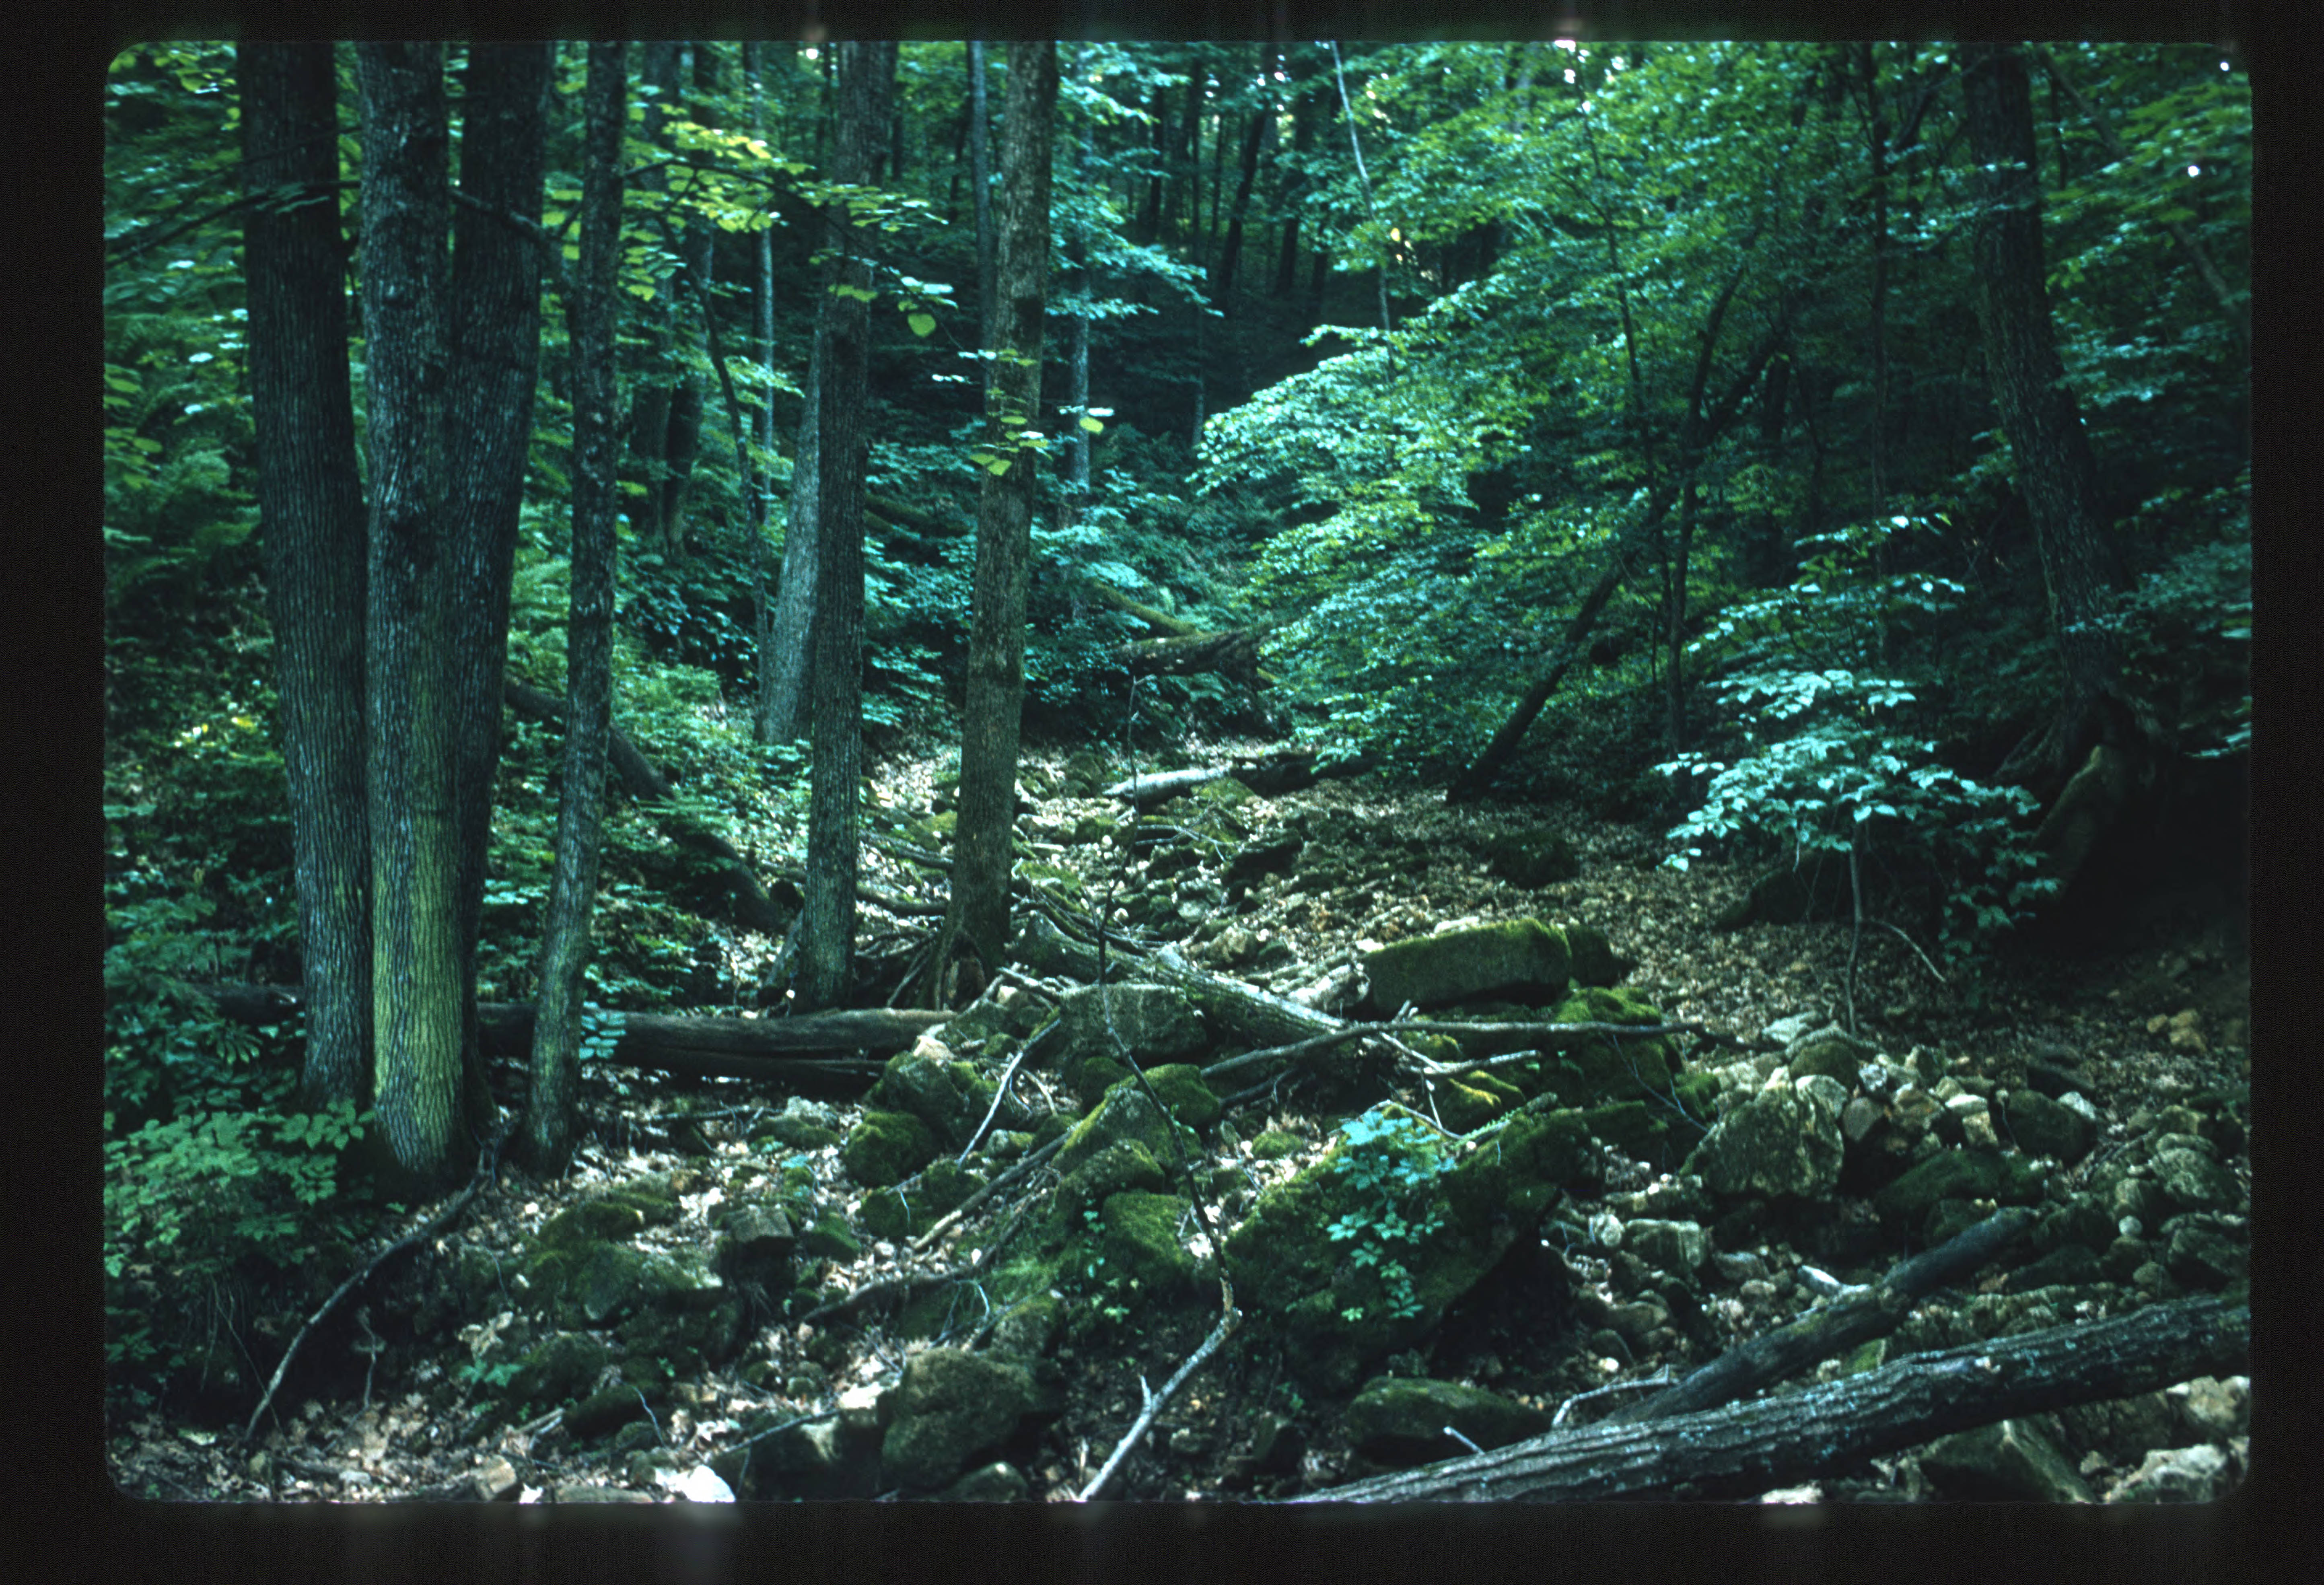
[105,742,2252,1504]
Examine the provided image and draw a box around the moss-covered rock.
[1344,1376,1553,1465]
[840,1109,939,1188]
[1053,1077,1199,1180]
[1363,918,1571,1012]
[1054,982,1208,1068]
[1785,1025,1874,1087]
[503,1332,610,1415]
[873,1040,1017,1152]
[1249,1129,1303,1161]
[2003,1089,2098,1164]
[879,1348,1042,1494]
[1683,1076,1848,1202]
[1052,1141,1167,1226]
[798,1210,862,1262]
[1089,1190,1201,1297]
[1560,921,1626,987]
[1873,1147,2051,1229]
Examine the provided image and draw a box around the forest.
[101,37,2249,1505]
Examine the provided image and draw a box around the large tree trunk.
[1961,43,2133,805]
[356,44,465,1190]
[920,42,1060,1008]
[519,42,626,1177]
[446,41,552,1143]
[747,44,784,747]
[794,41,895,1011]
[238,41,373,1110]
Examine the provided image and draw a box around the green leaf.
[983,457,1012,476]
[1078,416,1106,434]
[907,312,936,337]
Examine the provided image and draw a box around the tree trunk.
[762,328,823,743]
[794,41,894,1011]
[1960,43,2131,802]
[622,42,688,563]
[446,41,551,1142]
[922,41,1060,1008]
[1209,98,1270,304]
[1273,54,1321,299]
[968,41,996,362]
[748,44,784,746]
[356,44,464,1190]
[238,41,373,1110]
[519,42,626,1177]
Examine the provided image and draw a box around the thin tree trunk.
[446,42,551,1140]
[1961,43,2131,798]
[520,41,627,1176]
[749,43,784,745]
[922,41,1060,1005]
[794,41,895,1011]
[1210,96,1270,304]
[1328,42,1392,336]
[764,329,823,743]
[237,41,373,1110]
[355,43,464,1189]
[969,41,996,363]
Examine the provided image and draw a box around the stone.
[1784,1025,1873,1087]
[2168,1374,2249,1439]
[1055,982,1207,1066]
[2003,1088,2097,1163]
[1344,1376,1553,1466]
[879,1349,1042,1494]
[1560,921,1626,987]
[1362,918,1572,1012]
[1918,1417,2094,1502]
[1623,1218,1708,1273]
[1682,1075,1846,1200]
[839,1109,938,1188]
[2108,1443,2235,1503]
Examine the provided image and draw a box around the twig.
[242,1132,505,1444]
[908,1130,1068,1254]
[1201,1018,1742,1084]
[1075,1305,1240,1501]
[1550,1367,1677,1430]
[1871,919,1948,985]
[955,1022,1059,1164]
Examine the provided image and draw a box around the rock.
[2149,1145,2240,1215]
[2003,1243,2102,1291]
[715,1204,795,1289]
[839,1109,939,1188]
[1560,921,1626,987]
[2168,1374,2249,1440]
[1482,827,1581,888]
[1362,918,1572,1013]
[2160,1214,2248,1289]
[1223,834,1303,893]
[2002,1089,2097,1163]
[879,1349,1044,1494]
[1054,982,1208,1067]
[2021,1058,2087,1101]
[1840,1095,1883,1143]
[1871,1147,2048,1231]
[2108,1442,2236,1503]
[504,1332,611,1416]
[1344,1376,1553,1466]
[873,1040,1019,1152]
[1683,1075,1848,1200]
[941,1461,1029,1501]
[1919,1418,2093,1501]
[554,1484,654,1503]
[473,1455,521,1501]
[2056,1392,2182,1466]
[1623,1218,1707,1274]
[1784,1025,1873,1087]
[752,1097,843,1151]
[1716,856,1849,929]
[1051,1140,1167,1225]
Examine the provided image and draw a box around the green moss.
[1250,1130,1303,1161]
[841,1109,939,1188]
[1432,1069,1526,1132]
[798,1210,861,1262]
[1364,918,1572,1011]
[1092,1190,1200,1296]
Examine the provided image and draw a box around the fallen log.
[1601,1204,2039,1426]
[1100,747,1372,805]
[1114,629,1262,679]
[1292,1294,2248,1502]
[1011,914,1343,1051]
[181,983,946,1094]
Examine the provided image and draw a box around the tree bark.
[794,41,895,1011]
[923,41,1060,1008]
[1210,94,1270,304]
[1295,1295,2247,1502]
[238,41,373,1110]
[969,41,997,364]
[1961,43,2131,802]
[356,43,464,1190]
[748,45,784,747]
[446,41,552,1142]
[762,328,823,743]
[519,42,625,1177]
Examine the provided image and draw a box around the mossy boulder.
[503,1332,610,1415]
[1053,1071,1211,1179]
[535,1177,680,1250]
[1363,918,1572,1012]
[1873,1147,2051,1230]
[1054,983,1208,1068]
[2003,1089,2098,1164]
[859,1160,984,1243]
[1683,1076,1848,1202]
[879,1348,1044,1494]
[1482,827,1581,889]
[1784,1025,1874,1087]
[1345,1376,1554,1466]
[873,1039,1020,1152]
[1053,1142,1168,1226]
[1561,921,1626,987]
[1223,1105,1597,1390]
[840,1109,939,1188]
[1087,1190,1202,1298]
